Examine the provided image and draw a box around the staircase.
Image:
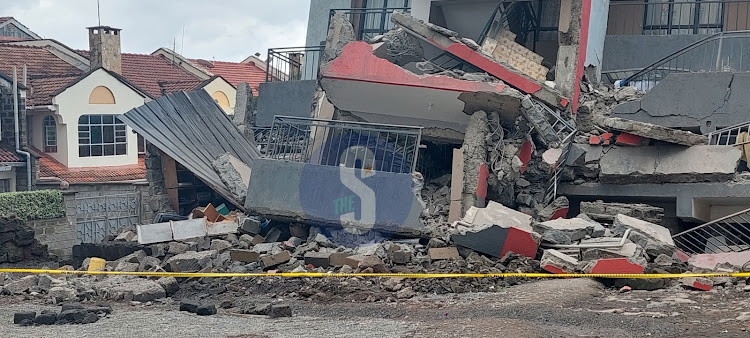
[672,207,750,255]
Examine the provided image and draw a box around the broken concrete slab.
[613,214,675,246]
[540,249,579,274]
[452,225,540,259]
[688,251,750,271]
[304,252,331,268]
[598,145,740,184]
[681,277,713,291]
[580,201,664,225]
[593,116,707,146]
[521,96,562,147]
[136,222,172,245]
[581,242,645,261]
[260,251,291,269]
[171,219,207,241]
[319,42,523,139]
[206,221,239,237]
[462,201,534,233]
[212,153,251,205]
[583,257,647,274]
[391,12,569,110]
[323,11,356,63]
[533,218,596,242]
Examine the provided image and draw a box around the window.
[78,115,127,157]
[0,179,11,193]
[43,116,57,153]
[643,0,724,35]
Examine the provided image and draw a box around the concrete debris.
[211,153,251,205]
[15,303,111,326]
[580,201,664,225]
[540,249,578,274]
[165,250,217,272]
[593,116,707,146]
[323,11,356,63]
[534,218,596,242]
[379,28,424,66]
[0,216,48,263]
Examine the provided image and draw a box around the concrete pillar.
[233,82,254,126]
[460,111,489,214]
[555,0,592,113]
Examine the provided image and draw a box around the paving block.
[304,252,331,268]
[428,247,460,261]
[260,251,291,269]
[229,249,260,263]
[540,249,578,274]
[583,258,646,274]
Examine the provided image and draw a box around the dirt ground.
[2,277,750,337]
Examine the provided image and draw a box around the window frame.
[43,115,57,153]
[642,0,726,35]
[77,114,128,157]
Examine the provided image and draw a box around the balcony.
[329,7,411,42]
[608,0,750,36]
[265,46,324,82]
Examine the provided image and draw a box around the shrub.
[0,190,65,221]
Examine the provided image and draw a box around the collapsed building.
[47,1,750,296]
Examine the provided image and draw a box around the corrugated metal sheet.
[120,90,259,210]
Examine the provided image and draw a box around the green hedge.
[0,190,65,221]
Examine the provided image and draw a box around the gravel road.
[2,278,749,337]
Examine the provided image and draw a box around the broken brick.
[428,247,460,261]
[260,251,291,269]
[329,253,350,267]
[303,252,330,268]
[229,249,260,263]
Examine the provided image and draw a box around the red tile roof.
[37,150,146,183]
[191,59,265,93]
[0,36,30,42]
[0,45,82,79]
[79,51,203,98]
[0,148,22,162]
[27,74,81,105]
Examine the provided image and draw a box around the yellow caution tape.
[1,268,749,279]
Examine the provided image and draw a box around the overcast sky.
[4,0,311,62]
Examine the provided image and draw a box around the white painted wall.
[29,112,67,165]
[411,0,432,21]
[0,168,17,192]
[201,78,236,115]
[52,69,145,168]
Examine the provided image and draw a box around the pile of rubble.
[0,215,48,263]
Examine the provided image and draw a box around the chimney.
[88,26,122,74]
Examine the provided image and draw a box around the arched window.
[78,115,127,157]
[211,91,230,109]
[89,86,116,104]
[43,115,57,153]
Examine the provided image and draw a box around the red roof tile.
[191,59,265,93]
[0,148,22,162]
[27,74,81,106]
[157,79,204,95]
[0,17,11,25]
[0,36,30,42]
[37,150,146,183]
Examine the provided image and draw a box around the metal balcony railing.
[477,0,538,45]
[266,116,423,174]
[619,30,750,88]
[673,207,750,254]
[265,46,325,82]
[329,7,411,42]
[609,0,750,35]
[708,121,750,145]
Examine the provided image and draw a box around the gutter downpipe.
[12,66,32,191]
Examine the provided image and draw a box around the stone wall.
[27,217,75,259]
[143,143,175,219]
